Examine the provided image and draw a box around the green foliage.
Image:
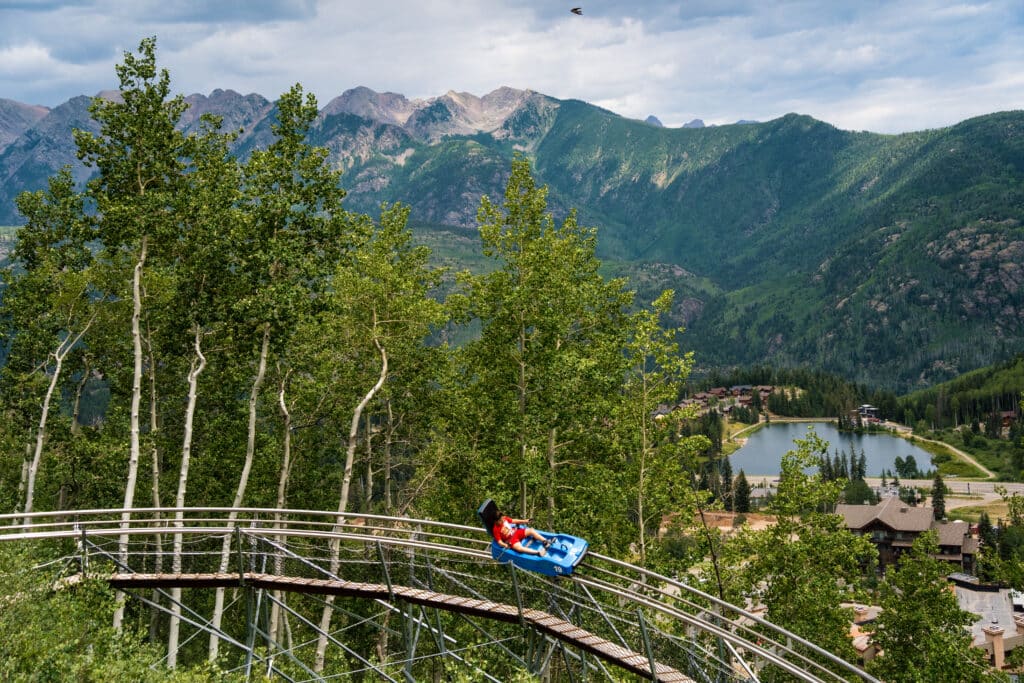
[843,478,878,506]
[6,79,1024,390]
[733,470,751,513]
[897,362,1024,479]
[443,155,634,538]
[893,454,923,479]
[931,472,947,520]
[900,355,1024,433]
[867,532,1004,683]
[716,429,877,663]
[0,543,241,681]
[615,289,707,565]
[974,487,1024,589]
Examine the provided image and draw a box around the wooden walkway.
[109,572,695,682]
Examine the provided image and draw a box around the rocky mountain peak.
[322,87,419,126]
[320,86,538,141]
[0,95,97,192]
[437,86,534,134]
[180,89,273,146]
[94,89,123,103]
[0,98,49,154]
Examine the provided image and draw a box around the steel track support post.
[533,633,558,680]
[526,629,540,673]
[637,609,659,682]
[579,649,599,683]
[407,603,426,679]
[557,641,578,683]
[685,637,716,683]
[377,540,394,601]
[424,555,448,659]
[243,584,257,681]
[400,601,417,683]
[508,562,524,625]
[241,529,262,681]
[235,526,246,586]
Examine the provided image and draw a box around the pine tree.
[905,455,919,478]
[821,452,834,481]
[931,472,946,520]
[978,512,997,548]
[720,457,734,511]
[734,470,751,513]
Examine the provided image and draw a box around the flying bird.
[570,7,582,15]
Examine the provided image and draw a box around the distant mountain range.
[1,87,1022,391]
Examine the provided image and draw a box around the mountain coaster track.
[0,508,880,682]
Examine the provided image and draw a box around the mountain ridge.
[1,86,1022,391]
[0,98,49,154]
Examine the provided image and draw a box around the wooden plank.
[107,571,694,682]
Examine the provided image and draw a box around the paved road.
[862,477,1024,510]
[872,421,1020,508]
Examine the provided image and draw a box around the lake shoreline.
[727,419,939,477]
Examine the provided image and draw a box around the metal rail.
[0,508,880,683]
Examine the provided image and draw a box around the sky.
[1,0,1022,134]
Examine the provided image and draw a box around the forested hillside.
[1,73,1022,390]
[901,354,1024,429]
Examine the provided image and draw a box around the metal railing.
[0,508,879,683]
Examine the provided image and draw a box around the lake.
[728,421,936,477]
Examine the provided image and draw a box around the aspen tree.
[208,83,357,659]
[75,38,190,630]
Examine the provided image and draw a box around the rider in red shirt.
[493,512,552,556]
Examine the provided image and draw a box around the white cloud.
[0,0,1021,132]
[0,43,55,75]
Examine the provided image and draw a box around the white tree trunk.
[209,323,270,660]
[168,325,206,668]
[114,236,147,631]
[638,375,651,566]
[268,368,293,647]
[314,337,387,672]
[22,352,64,526]
[148,328,162,519]
[364,412,373,512]
[23,317,93,526]
[518,319,529,516]
[147,326,162,515]
[384,400,393,514]
[14,435,31,520]
[146,324,164,643]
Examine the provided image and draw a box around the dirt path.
[881,421,996,480]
